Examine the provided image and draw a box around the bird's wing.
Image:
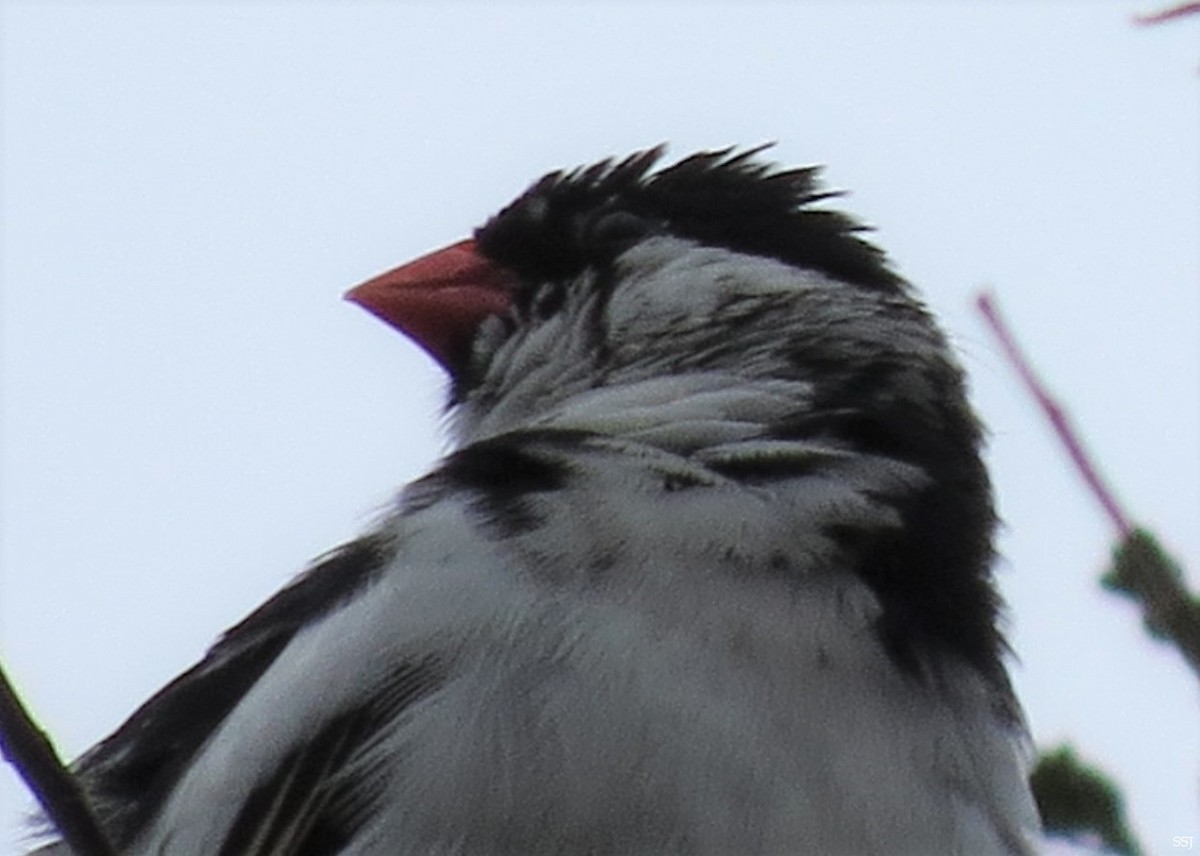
[44,534,401,852]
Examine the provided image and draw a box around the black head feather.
[475,145,903,293]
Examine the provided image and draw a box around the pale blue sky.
[2,3,1197,853]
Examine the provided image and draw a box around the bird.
[30,146,1041,855]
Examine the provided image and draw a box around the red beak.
[346,239,517,372]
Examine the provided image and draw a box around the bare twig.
[1132,1,1200,26]
[975,290,1133,537]
[0,662,116,856]
[976,290,1200,683]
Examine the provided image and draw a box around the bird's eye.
[586,210,652,248]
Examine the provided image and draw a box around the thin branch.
[975,290,1133,537]
[0,662,116,856]
[976,290,1200,683]
[1132,2,1200,25]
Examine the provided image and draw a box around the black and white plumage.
[35,147,1040,854]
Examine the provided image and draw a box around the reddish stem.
[976,290,1134,538]
[1132,1,1200,25]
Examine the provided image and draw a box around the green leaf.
[1031,744,1142,856]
